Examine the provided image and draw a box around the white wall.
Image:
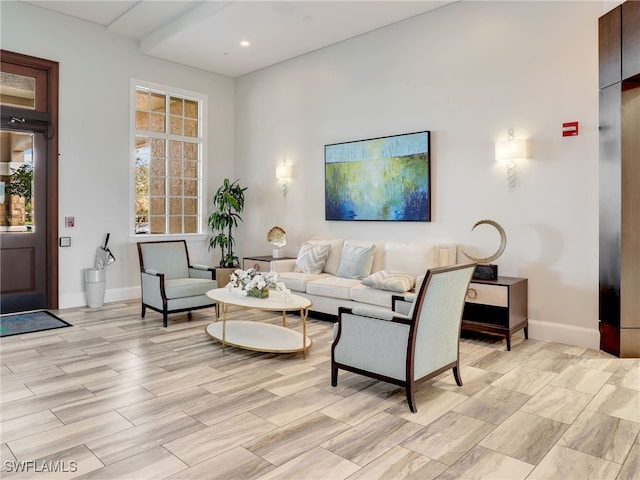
[1,1,235,308]
[2,0,605,348]
[235,1,602,347]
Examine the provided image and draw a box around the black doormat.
[0,310,72,337]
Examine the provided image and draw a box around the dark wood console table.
[462,276,528,351]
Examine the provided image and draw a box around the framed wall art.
[325,130,431,221]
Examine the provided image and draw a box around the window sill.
[128,233,209,244]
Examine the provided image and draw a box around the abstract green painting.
[325,131,430,221]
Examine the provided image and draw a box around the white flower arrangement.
[227,268,290,297]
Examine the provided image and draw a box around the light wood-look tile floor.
[1,301,638,479]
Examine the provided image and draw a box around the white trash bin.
[85,268,106,308]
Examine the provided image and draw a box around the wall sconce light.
[276,163,293,197]
[495,128,531,189]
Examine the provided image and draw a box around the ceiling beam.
[138,1,234,53]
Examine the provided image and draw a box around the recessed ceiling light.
[240,40,250,47]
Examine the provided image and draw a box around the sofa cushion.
[306,277,361,300]
[164,278,217,299]
[293,243,331,274]
[383,242,437,277]
[361,270,416,292]
[336,243,376,279]
[350,284,398,308]
[309,238,344,275]
[278,272,331,292]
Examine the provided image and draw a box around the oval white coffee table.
[205,288,313,358]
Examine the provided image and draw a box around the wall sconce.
[495,129,531,189]
[275,163,293,197]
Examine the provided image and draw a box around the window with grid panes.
[133,83,204,235]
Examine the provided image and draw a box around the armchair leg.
[141,304,146,318]
[331,362,338,387]
[406,383,417,413]
[163,312,168,328]
[453,365,463,386]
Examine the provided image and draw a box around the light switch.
[59,237,71,247]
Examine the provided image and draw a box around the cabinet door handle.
[466,287,477,300]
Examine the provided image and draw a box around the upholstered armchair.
[137,240,218,327]
[331,263,476,412]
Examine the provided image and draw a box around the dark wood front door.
[1,51,58,313]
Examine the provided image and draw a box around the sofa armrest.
[191,263,212,270]
[141,270,166,306]
[189,265,215,279]
[333,310,411,378]
[351,306,394,321]
[272,259,297,273]
[392,294,415,316]
[340,306,411,325]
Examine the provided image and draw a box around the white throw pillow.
[336,243,376,279]
[308,238,344,274]
[361,270,416,293]
[293,243,331,274]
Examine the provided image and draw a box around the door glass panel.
[0,131,35,233]
[0,72,36,109]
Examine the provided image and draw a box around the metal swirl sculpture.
[461,219,507,263]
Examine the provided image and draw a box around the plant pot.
[215,267,236,288]
[247,287,269,299]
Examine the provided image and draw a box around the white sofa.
[272,238,457,317]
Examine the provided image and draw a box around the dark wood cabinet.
[599,83,622,340]
[599,1,640,358]
[601,1,640,88]
[462,276,528,351]
[599,6,621,89]
[622,0,640,79]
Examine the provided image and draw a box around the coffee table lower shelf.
[206,321,312,354]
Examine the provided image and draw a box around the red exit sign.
[563,121,579,136]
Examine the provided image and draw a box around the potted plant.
[207,178,247,286]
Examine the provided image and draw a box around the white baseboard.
[54,291,602,351]
[527,319,599,349]
[58,286,140,310]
